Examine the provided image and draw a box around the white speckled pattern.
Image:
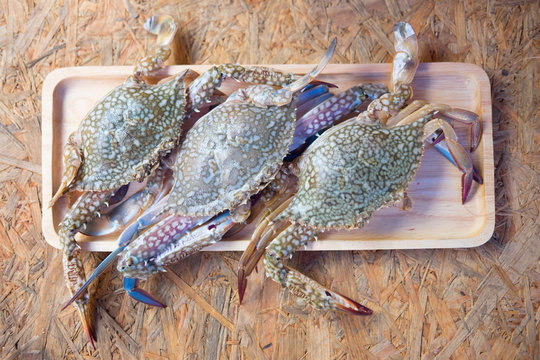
[167,93,297,216]
[75,72,188,190]
[278,117,428,229]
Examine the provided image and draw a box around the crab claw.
[422,116,476,204]
[82,170,174,237]
[143,15,177,46]
[445,137,475,204]
[123,277,166,307]
[392,22,418,91]
[441,108,482,152]
[431,138,483,184]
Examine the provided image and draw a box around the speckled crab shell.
[165,97,298,216]
[72,70,191,191]
[276,117,427,230]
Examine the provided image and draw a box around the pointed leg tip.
[124,279,167,308]
[334,300,373,316]
[237,271,247,304]
[473,167,484,185]
[78,308,96,350]
[330,291,373,316]
[461,172,473,204]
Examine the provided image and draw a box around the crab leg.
[82,167,174,236]
[249,219,371,315]
[50,134,83,206]
[289,83,389,152]
[116,209,244,306]
[58,190,111,348]
[296,84,334,119]
[59,166,173,340]
[128,15,177,83]
[238,195,295,302]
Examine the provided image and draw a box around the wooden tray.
[42,63,494,252]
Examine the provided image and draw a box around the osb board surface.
[41,63,494,252]
[0,0,538,359]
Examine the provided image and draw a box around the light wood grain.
[42,63,494,252]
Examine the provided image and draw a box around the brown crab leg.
[237,196,295,303]
[50,134,83,207]
[261,221,372,315]
[58,190,112,348]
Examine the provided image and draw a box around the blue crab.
[236,22,483,316]
[51,15,315,346]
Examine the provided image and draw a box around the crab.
[236,22,483,316]
[50,15,323,346]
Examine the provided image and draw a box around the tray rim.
[41,62,495,252]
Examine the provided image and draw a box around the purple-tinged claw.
[461,171,474,205]
[332,292,373,316]
[439,108,482,152]
[444,137,476,203]
[123,277,166,307]
[431,141,482,184]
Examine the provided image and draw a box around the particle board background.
[0,0,538,359]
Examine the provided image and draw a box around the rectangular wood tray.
[42,63,494,252]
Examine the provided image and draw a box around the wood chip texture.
[0,0,539,359]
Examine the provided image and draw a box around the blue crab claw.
[392,22,418,90]
[123,277,166,307]
[322,288,373,316]
[430,136,483,184]
[143,15,176,46]
[63,197,170,311]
